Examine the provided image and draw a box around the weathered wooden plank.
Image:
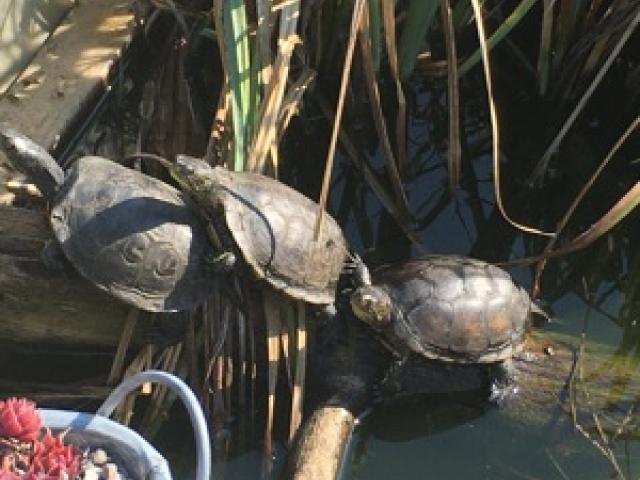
[0,252,130,346]
[0,0,135,151]
[0,204,49,255]
[0,206,131,346]
[0,0,74,94]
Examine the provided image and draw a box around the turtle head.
[350,285,393,329]
[168,155,217,199]
[0,127,64,200]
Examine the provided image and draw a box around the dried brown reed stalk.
[314,0,366,240]
[532,116,640,295]
[530,6,640,183]
[439,0,461,192]
[358,5,409,212]
[381,0,407,175]
[470,0,555,238]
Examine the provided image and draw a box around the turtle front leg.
[205,250,237,273]
[488,359,519,406]
[204,221,237,273]
[374,350,410,404]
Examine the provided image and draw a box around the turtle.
[349,255,545,401]
[139,153,349,306]
[0,127,215,312]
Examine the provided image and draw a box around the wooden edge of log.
[286,406,356,480]
[0,205,133,347]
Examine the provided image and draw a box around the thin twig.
[529,7,640,183]
[470,0,555,237]
[532,116,640,296]
[314,0,366,240]
[439,0,461,191]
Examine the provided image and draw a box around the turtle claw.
[206,251,236,273]
[488,360,519,406]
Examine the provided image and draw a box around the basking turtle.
[0,128,214,312]
[153,154,349,305]
[350,255,544,400]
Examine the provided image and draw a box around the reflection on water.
[332,81,640,478]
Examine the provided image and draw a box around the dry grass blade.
[470,0,555,237]
[276,67,316,140]
[553,0,579,72]
[262,289,281,477]
[247,34,299,173]
[257,0,274,86]
[529,7,640,183]
[557,182,640,254]
[381,0,407,174]
[439,0,461,191]
[569,309,627,480]
[536,0,556,95]
[545,448,570,480]
[314,0,366,240]
[532,116,640,295]
[107,308,139,385]
[459,0,538,77]
[205,85,231,164]
[247,0,301,173]
[289,300,306,443]
[186,312,200,394]
[358,7,410,211]
[114,345,156,425]
[280,301,294,388]
[143,344,183,427]
[314,94,422,246]
[502,181,640,268]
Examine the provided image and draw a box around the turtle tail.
[0,127,64,200]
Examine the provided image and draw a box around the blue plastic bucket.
[39,370,211,480]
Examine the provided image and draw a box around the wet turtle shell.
[51,157,215,311]
[354,255,531,363]
[170,156,349,305]
[1,129,214,312]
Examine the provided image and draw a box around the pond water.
[10,27,636,480]
[147,72,640,479]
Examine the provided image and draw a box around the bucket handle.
[96,370,211,480]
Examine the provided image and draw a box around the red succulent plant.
[0,470,20,480]
[28,430,81,480]
[0,398,83,479]
[0,399,42,443]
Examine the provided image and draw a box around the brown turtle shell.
[212,166,348,305]
[374,255,530,363]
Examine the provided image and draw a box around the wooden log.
[0,205,130,346]
[287,407,356,480]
